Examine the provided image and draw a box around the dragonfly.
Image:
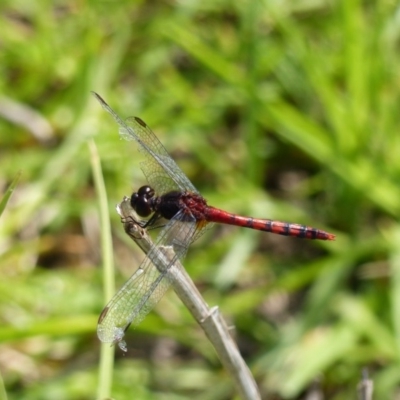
[93,92,335,351]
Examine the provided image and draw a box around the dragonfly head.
[130,185,156,217]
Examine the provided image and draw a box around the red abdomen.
[205,207,335,240]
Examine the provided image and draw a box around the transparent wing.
[97,210,198,350]
[92,92,198,195]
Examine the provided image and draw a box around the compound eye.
[130,186,155,217]
[138,185,155,199]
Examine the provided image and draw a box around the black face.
[130,185,155,217]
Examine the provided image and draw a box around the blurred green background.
[1,0,400,399]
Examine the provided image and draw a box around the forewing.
[92,92,198,194]
[125,116,198,195]
[97,210,198,348]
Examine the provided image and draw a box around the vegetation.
[1,0,399,398]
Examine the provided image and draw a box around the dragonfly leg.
[143,212,161,228]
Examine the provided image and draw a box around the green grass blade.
[0,171,21,218]
[88,139,115,399]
